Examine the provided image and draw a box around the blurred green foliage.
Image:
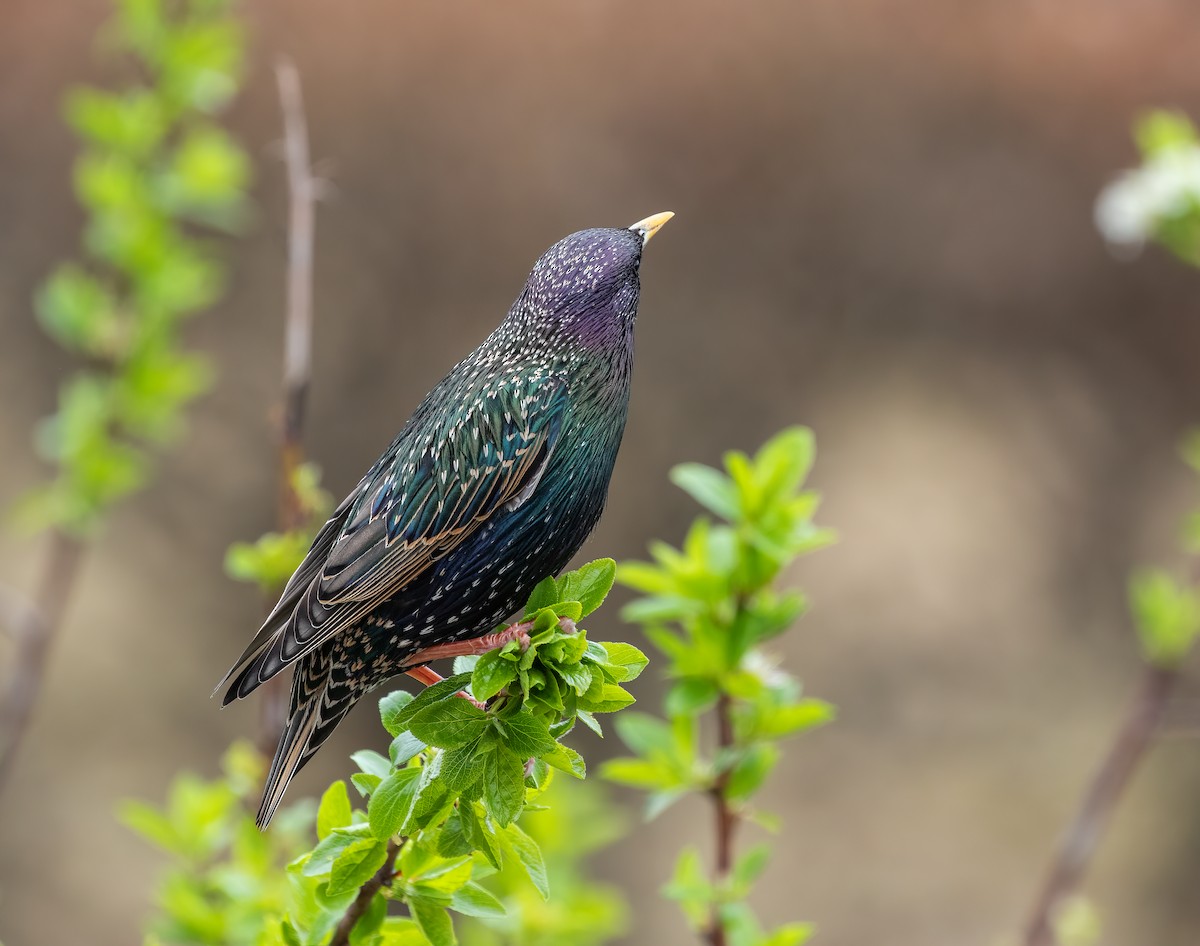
[1095,109,1200,266]
[17,0,249,535]
[121,742,315,946]
[605,427,834,946]
[225,463,334,592]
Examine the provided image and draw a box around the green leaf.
[472,650,517,702]
[352,773,383,797]
[671,463,739,519]
[328,838,390,896]
[665,678,719,715]
[599,757,681,792]
[317,780,352,840]
[350,750,393,780]
[1135,109,1199,157]
[460,800,501,869]
[389,731,427,766]
[1129,569,1200,668]
[303,824,373,877]
[449,881,507,918]
[726,744,780,801]
[483,746,527,827]
[541,740,586,778]
[410,896,456,946]
[367,769,420,840]
[494,710,557,757]
[379,690,415,737]
[613,711,674,756]
[436,806,473,859]
[557,558,617,616]
[408,698,490,749]
[524,575,560,616]
[390,673,474,731]
[599,641,650,683]
[579,683,636,713]
[758,699,836,739]
[504,821,549,899]
[732,843,772,892]
[439,743,485,793]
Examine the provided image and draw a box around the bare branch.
[258,59,322,751]
[706,690,737,946]
[1021,663,1177,946]
[276,57,316,463]
[0,531,86,791]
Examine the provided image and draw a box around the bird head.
[513,212,673,343]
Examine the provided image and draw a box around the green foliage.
[132,560,637,946]
[1094,109,1200,266]
[16,0,249,535]
[605,427,833,945]
[121,743,314,946]
[1051,895,1102,946]
[283,558,644,946]
[457,778,628,946]
[1128,569,1200,669]
[225,463,334,591]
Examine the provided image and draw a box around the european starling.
[220,212,673,826]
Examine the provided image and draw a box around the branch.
[276,57,316,478]
[1021,663,1177,946]
[706,690,737,946]
[0,530,86,792]
[330,837,402,946]
[259,59,320,750]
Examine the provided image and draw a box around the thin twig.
[259,58,320,751]
[0,530,86,791]
[330,837,403,946]
[1021,663,1177,946]
[706,690,737,946]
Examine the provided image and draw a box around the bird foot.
[400,622,532,668]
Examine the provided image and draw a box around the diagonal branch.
[1021,663,1177,946]
[705,690,737,946]
[330,838,402,946]
[258,58,321,750]
[0,530,86,792]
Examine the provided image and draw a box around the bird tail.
[257,655,356,829]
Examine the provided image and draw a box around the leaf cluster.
[1125,433,1200,669]
[18,0,249,534]
[604,427,834,946]
[285,559,646,946]
[226,463,334,591]
[121,742,315,946]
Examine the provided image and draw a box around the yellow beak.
[628,211,675,244]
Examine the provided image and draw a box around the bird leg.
[400,621,532,669]
[403,665,444,687]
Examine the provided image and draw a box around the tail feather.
[256,658,357,829]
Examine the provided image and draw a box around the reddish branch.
[330,837,402,946]
[1021,663,1178,946]
[0,531,85,792]
[706,690,737,946]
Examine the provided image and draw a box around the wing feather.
[221,376,568,701]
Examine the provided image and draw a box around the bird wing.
[222,375,569,700]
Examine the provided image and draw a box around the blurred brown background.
[3,0,1200,943]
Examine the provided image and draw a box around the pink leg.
[404,665,443,687]
[399,622,532,669]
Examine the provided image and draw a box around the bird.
[219,212,673,827]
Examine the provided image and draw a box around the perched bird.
[220,212,673,827]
